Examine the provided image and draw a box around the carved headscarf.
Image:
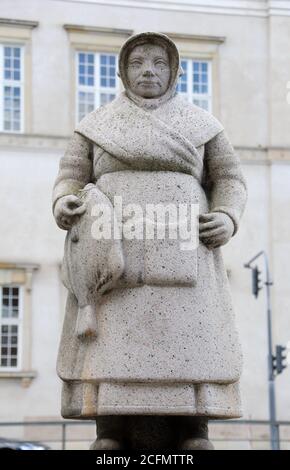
[118,31,182,109]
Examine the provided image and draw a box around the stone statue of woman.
[52,32,247,450]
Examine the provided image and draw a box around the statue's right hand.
[54,195,87,230]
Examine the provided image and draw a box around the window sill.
[0,370,37,387]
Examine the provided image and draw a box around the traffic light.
[252,266,263,298]
[274,345,287,375]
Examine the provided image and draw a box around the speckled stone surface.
[58,273,242,384]
[61,380,242,419]
[96,171,203,287]
[52,32,247,421]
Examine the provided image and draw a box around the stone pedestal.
[90,416,214,450]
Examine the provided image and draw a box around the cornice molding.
[0,18,39,29]
[63,24,133,36]
[0,133,69,151]
[163,32,226,44]
[2,133,290,162]
[0,262,40,271]
[52,0,290,18]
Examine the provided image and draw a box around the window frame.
[75,49,120,124]
[164,32,224,119]
[0,19,37,136]
[0,43,25,133]
[178,58,212,112]
[0,284,23,372]
[64,25,132,132]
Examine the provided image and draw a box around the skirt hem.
[61,380,243,420]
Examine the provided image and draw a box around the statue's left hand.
[199,212,234,248]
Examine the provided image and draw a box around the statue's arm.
[203,130,247,236]
[52,131,93,229]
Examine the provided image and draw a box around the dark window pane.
[11,326,18,333]
[1,307,9,318]
[11,358,17,366]
[181,60,187,68]
[1,326,8,334]
[4,47,11,57]
[4,88,11,99]
[1,358,7,366]
[14,99,20,109]
[100,93,115,106]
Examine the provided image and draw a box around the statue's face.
[126,43,171,98]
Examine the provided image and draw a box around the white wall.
[0,0,289,430]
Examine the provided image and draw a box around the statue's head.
[126,43,170,99]
[118,32,182,107]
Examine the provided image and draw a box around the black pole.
[244,251,279,450]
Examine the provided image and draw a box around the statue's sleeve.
[52,131,93,212]
[203,130,247,235]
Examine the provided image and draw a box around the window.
[0,265,38,384]
[0,286,22,370]
[177,59,212,112]
[76,51,118,122]
[0,45,24,132]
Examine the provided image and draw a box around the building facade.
[0,0,290,449]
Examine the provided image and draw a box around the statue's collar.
[124,87,178,111]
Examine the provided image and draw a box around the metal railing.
[0,419,289,450]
